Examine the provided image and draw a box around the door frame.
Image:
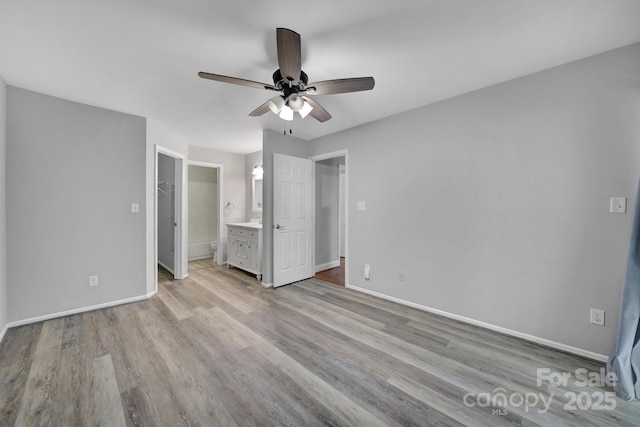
[188,160,224,266]
[338,164,346,258]
[309,149,349,286]
[155,145,187,292]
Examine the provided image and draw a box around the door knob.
[274,224,285,230]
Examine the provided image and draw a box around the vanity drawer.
[228,226,243,236]
[228,226,258,238]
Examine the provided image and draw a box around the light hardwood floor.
[1,260,639,426]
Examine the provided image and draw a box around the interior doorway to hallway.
[315,257,345,286]
[311,152,347,287]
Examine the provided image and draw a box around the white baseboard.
[315,260,340,273]
[0,324,7,345]
[346,284,608,363]
[188,254,213,262]
[261,282,273,288]
[157,260,174,275]
[5,291,157,330]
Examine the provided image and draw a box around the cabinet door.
[228,236,237,263]
[247,238,259,270]
[236,237,249,265]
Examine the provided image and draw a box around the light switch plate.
[131,203,139,213]
[357,201,366,211]
[610,197,626,214]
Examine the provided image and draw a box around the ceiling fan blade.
[248,101,271,117]
[276,28,302,83]
[301,96,332,122]
[306,77,375,95]
[198,72,277,91]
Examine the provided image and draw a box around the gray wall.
[308,42,640,357]
[315,157,343,269]
[262,130,310,285]
[7,87,146,322]
[0,76,6,334]
[157,153,176,271]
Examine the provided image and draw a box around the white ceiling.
[1,0,639,154]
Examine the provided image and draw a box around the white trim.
[315,260,340,273]
[188,254,215,262]
[5,292,156,330]
[338,165,346,258]
[175,155,187,278]
[187,160,224,266]
[310,150,348,162]
[0,324,8,345]
[157,146,185,161]
[261,282,273,288]
[346,284,608,363]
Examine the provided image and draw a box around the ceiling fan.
[198,28,375,122]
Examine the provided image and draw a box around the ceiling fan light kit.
[199,28,375,122]
[287,94,305,111]
[279,105,294,121]
[268,96,285,114]
[298,100,314,118]
[267,94,312,120]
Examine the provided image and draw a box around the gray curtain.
[607,178,640,401]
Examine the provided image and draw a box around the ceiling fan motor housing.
[272,69,308,96]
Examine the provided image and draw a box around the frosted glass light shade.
[279,105,294,121]
[268,96,285,114]
[288,94,305,111]
[298,101,314,118]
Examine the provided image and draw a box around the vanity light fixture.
[252,164,264,179]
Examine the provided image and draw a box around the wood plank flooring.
[1,260,640,426]
[314,258,345,286]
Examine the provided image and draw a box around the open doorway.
[155,146,187,290]
[187,161,224,272]
[312,152,347,286]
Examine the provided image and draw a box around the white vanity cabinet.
[226,223,262,281]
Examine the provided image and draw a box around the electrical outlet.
[364,264,370,280]
[89,275,99,287]
[399,271,406,281]
[590,308,605,326]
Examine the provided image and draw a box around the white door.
[273,153,314,287]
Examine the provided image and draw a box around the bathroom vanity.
[226,223,262,281]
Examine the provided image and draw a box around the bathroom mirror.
[252,176,263,212]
